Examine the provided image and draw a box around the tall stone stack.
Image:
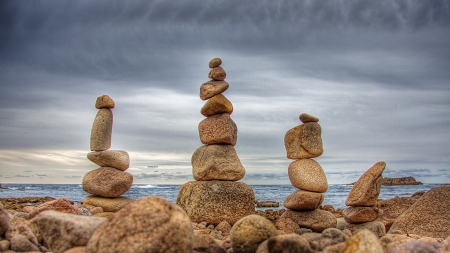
[280,113,337,232]
[176,58,255,225]
[82,95,134,212]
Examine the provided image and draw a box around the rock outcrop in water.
[382,176,422,185]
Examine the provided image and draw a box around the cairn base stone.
[280,209,337,233]
[83,196,134,212]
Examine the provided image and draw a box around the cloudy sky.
[1,0,449,185]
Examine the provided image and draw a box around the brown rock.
[339,229,383,253]
[288,159,328,193]
[193,233,218,248]
[215,221,232,236]
[209,58,222,68]
[346,220,386,238]
[200,80,229,100]
[192,145,245,181]
[283,190,324,211]
[199,113,237,146]
[322,242,345,253]
[267,234,313,253]
[201,94,233,117]
[344,207,379,223]
[375,195,418,232]
[284,122,323,159]
[0,208,10,236]
[27,198,82,219]
[386,240,441,253]
[280,209,337,233]
[176,181,255,225]
[345,161,386,207]
[90,108,113,151]
[82,167,133,197]
[299,113,319,123]
[319,228,349,251]
[275,217,300,234]
[95,95,115,109]
[0,240,10,252]
[87,150,129,171]
[10,234,40,252]
[86,196,193,253]
[83,195,134,212]
[63,246,86,253]
[208,66,226,81]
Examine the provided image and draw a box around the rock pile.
[177,58,255,225]
[280,113,336,232]
[82,95,134,212]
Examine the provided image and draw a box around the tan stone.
[192,145,245,181]
[86,196,193,253]
[208,66,226,81]
[63,246,86,253]
[82,167,133,197]
[285,122,323,159]
[209,58,222,68]
[90,108,113,151]
[27,198,82,219]
[95,95,115,109]
[346,221,386,238]
[299,113,319,123]
[215,221,232,235]
[87,150,129,171]
[176,181,255,225]
[344,207,379,223]
[339,229,383,253]
[283,190,324,211]
[274,217,300,234]
[280,209,336,233]
[83,195,134,212]
[288,159,328,193]
[345,162,386,207]
[201,94,233,117]
[200,80,229,100]
[266,234,313,253]
[198,113,237,146]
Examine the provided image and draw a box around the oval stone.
[201,94,233,117]
[283,190,324,211]
[209,58,222,68]
[83,195,134,212]
[280,209,337,233]
[82,167,133,197]
[95,95,115,109]
[200,80,229,100]
[198,113,237,146]
[288,159,328,193]
[299,113,319,123]
[87,150,129,171]
[208,66,226,81]
[345,162,386,207]
[90,108,113,151]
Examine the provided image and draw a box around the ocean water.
[0,183,441,210]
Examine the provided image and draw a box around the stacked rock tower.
[82,95,134,212]
[177,58,255,225]
[280,113,337,232]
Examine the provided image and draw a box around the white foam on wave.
[134,184,158,188]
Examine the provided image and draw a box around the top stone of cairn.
[299,113,319,123]
[95,95,115,109]
[209,58,222,68]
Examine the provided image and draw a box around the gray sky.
[1,0,449,185]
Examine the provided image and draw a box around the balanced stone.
[200,80,229,100]
[82,167,133,198]
[95,95,115,109]
[280,209,337,233]
[198,113,237,146]
[345,161,386,207]
[87,150,129,171]
[209,58,222,68]
[299,113,319,123]
[83,196,134,212]
[192,145,245,181]
[208,66,226,81]
[176,181,255,225]
[285,122,323,159]
[343,206,380,223]
[283,190,324,211]
[90,108,113,151]
[201,94,233,117]
[288,159,328,193]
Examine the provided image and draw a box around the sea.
[0,184,442,210]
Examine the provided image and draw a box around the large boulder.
[87,150,130,171]
[288,159,328,193]
[82,167,133,197]
[90,108,113,151]
[83,195,134,212]
[86,196,193,253]
[198,113,237,146]
[280,209,336,233]
[284,122,323,159]
[176,181,255,225]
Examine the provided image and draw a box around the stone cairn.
[176,58,255,225]
[280,113,337,232]
[82,95,134,212]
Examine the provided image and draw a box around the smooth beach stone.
[318,228,349,251]
[9,234,40,252]
[32,210,105,253]
[87,150,130,171]
[208,66,226,81]
[339,229,383,253]
[83,195,134,212]
[230,214,278,253]
[299,113,319,123]
[176,181,255,225]
[198,113,237,146]
[90,108,113,151]
[280,209,337,233]
[200,80,229,100]
[27,197,82,219]
[192,145,245,181]
[0,207,10,236]
[82,167,133,198]
[288,159,328,193]
[274,217,300,234]
[209,58,222,68]
[346,221,386,238]
[388,185,450,238]
[284,122,323,159]
[86,196,193,253]
[95,94,115,109]
[201,94,233,117]
[267,234,313,253]
[283,190,324,211]
[343,206,379,223]
[345,161,386,207]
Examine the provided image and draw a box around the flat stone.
[198,113,237,146]
[95,95,115,109]
[83,196,134,212]
[208,66,226,81]
[87,150,130,171]
[176,181,255,225]
[288,159,328,193]
[283,190,324,211]
[201,94,233,117]
[339,229,383,253]
[90,108,113,151]
[344,207,379,223]
[299,113,319,123]
[86,196,193,253]
[27,197,82,219]
[280,209,337,233]
[82,167,133,197]
[209,58,222,68]
[285,122,323,159]
[345,162,386,207]
[200,80,229,100]
[192,145,245,181]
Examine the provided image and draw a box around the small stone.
[346,220,386,238]
[319,228,349,251]
[95,95,115,109]
[0,208,10,236]
[215,221,232,236]
[82,167,133,197]
[201,94,233,117]
[27,197,82,219]
[288,159,328,193]
[87,150,130,171]
[285,122,323,159]
[345,162,386,207]
[83,195,134,212]
[209,58,222,68]
[280,209,336,233]
[275,217,300,234]
[283,190,324,211]
[299,113,319,123]
[344,206,379,223]
[198,113,237,146]
[200,80,229,100]
[267,234,313,253]
[208,67,226,81]
[339,229,384,253]
[90,108,113,151]
[193,233,218,248]
[4,224,38,246]
[10,234,40,252]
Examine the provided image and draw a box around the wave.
[133,184,158,188]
